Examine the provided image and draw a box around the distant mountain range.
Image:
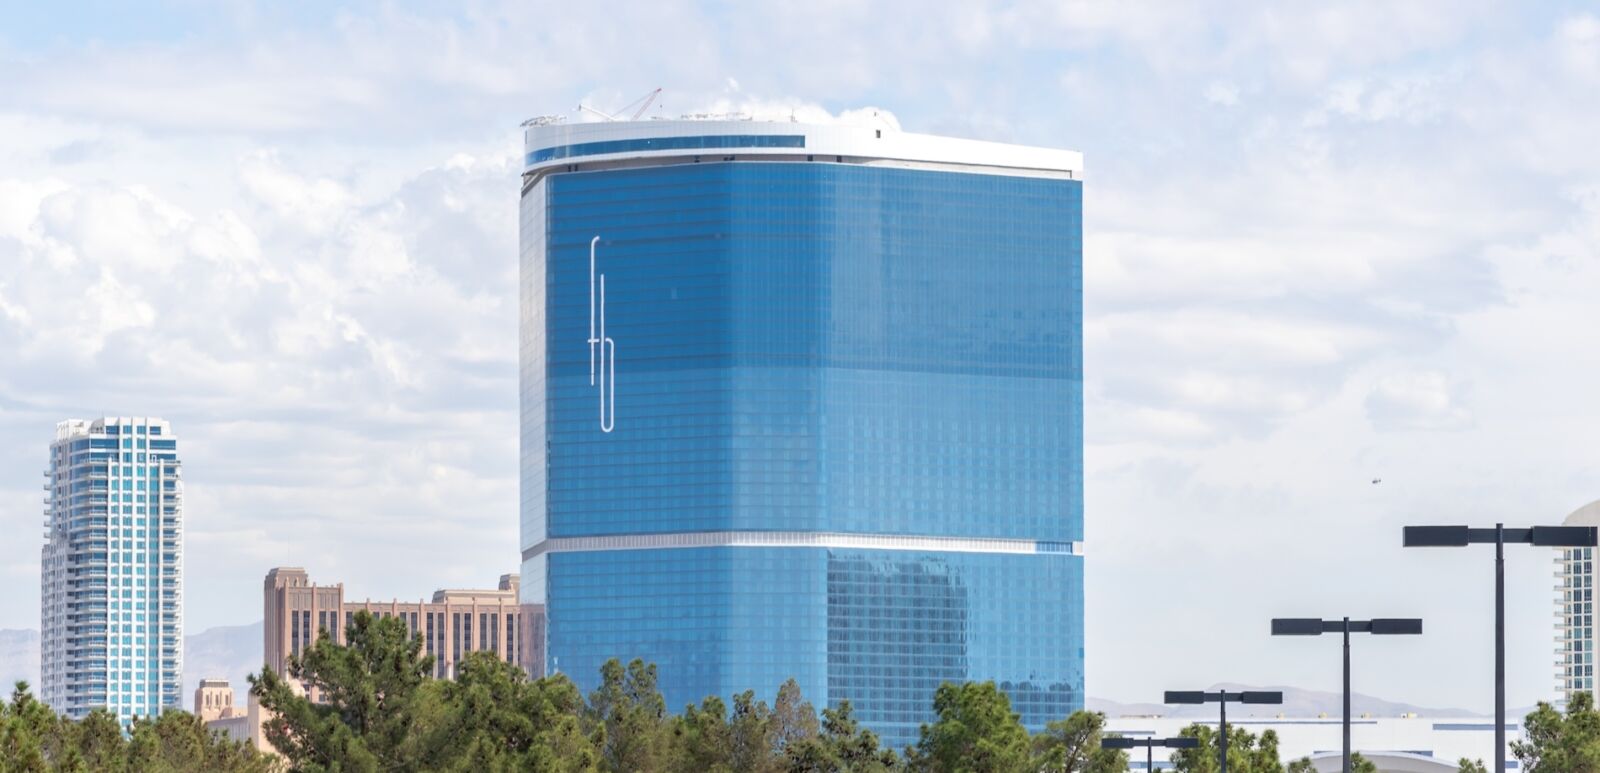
[182,620,264,698]
[0,621,264,706]
[1089,682,1486,719]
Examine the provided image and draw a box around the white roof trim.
[523,119,1082,177]
[522,530,1082,560]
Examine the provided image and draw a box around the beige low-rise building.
[194,678,238,722]
[195,678,270,753]
[263,567,545,688]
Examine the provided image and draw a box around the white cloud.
[237,151,354,236]
[1308,74,1443,125]
[1365,370,1473,431]
[0,133,523,631]
[1204,81,1240,107]
[1559,13,1600,75]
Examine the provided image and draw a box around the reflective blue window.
[541,163,1081,540]
[525,160,1083,747]
[528,134,805,165]
[547,547,1082,749]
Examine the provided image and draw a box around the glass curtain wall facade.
[522,139,1082,746]
[41,417,183,722]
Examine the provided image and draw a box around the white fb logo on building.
[588,235,616,433]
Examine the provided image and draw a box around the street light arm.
[1532,526,1600,547]
[1239,691,1284,705]
[1369,618,1423,635]
[1404,525,1470,547]
[1271,618,1325,636]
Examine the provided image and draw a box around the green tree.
[71,709,126,771]
[905,681,1031,773]
[124,710,280,773]
[1287,753,1374,773]
[250,609,438,772]
[2,680,275,773]
[1,682,55,773]
[773,679,820,755]
[727,691,780,773]
[783,701,898,773]
[1168,723,1284,773]
[672,695,735,773]
[1032,710,1127,772]
[589,658,670,773]
[429,650,599,772]
[1512,691,1600,772]
[1250,729,1285,773]
[1458,759,1489,773]
[669,686,796,773]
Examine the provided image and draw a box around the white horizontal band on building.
[520,119,1085,188]
[522,531,1083,561]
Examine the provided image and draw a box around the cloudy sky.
[2,1,1598,712]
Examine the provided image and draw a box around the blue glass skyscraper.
[519,118,1083,746]
[41,417,183,722]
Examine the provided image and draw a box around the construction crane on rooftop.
[577,88,663,122]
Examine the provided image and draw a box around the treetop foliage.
[20,610,1576,772]
[0,680,277,773]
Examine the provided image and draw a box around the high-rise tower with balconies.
[1557,500,1600,705]
[41,417,183,722]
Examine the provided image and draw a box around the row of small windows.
[528,134,806,165]
[59,451,173,466]
[290,609,526,678]
[67,437,175,451]
[550,162,1074,198]
[103,425,162,435]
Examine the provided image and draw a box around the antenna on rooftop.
[576,103,616,121]
[577,87,664,122]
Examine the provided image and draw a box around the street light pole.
[1496,523,1505,773]
[1219,693,1227,773]
[1164,689,1282,773]
[1404,523,1599,773]
[1271,616,1422,773]
[1343,617,1351,773]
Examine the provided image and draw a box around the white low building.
[1104,716,1518,772]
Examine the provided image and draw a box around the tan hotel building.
[264,567,544,682]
